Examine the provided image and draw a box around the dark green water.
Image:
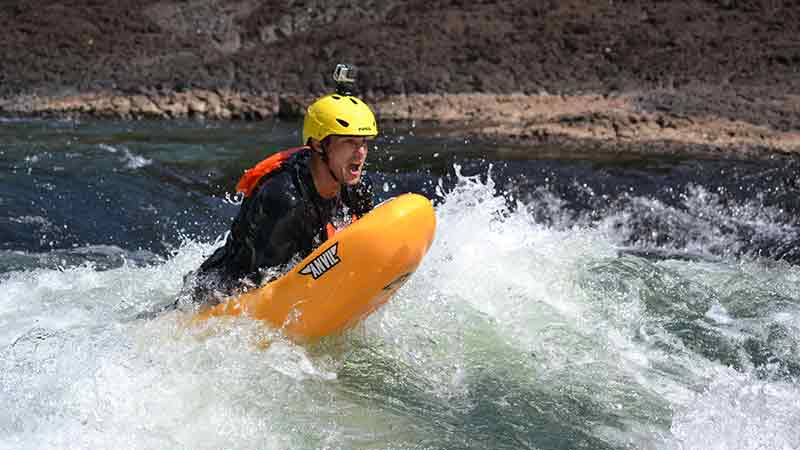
[1,118,799,450]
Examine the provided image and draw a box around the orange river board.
[192,193,436,340]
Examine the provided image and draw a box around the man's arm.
[225,172,311,276]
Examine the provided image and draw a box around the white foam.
[2,168,798,449]
[98,144,152,169]
[122,148,152,169]
[664,369,800,450]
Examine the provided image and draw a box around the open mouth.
[348,163,362,174]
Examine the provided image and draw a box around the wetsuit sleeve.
[344,173,375,217]
[204,171,313,280]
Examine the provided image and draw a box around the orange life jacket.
[235,146,309,197]
[235,146,358,239]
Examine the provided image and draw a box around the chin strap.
[319,140,343,184]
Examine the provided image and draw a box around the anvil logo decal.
[299,243,341,279]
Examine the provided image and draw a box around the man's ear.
[308,138,321,151]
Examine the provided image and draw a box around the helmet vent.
[336,118,350,128]
[349,98,358,105]
[332,95,342,100]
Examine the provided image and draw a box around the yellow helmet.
[302,93,378,145]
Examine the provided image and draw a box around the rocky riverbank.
[1,1,798,157]
[4,89,798,157]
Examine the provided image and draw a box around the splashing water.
[3,165,798,450]
[2,119,800,449]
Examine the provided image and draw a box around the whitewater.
[1,120,799,450]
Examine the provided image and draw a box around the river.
[1,118,799,449]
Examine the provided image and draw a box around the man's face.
[325,135,369,184]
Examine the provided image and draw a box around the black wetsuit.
[189,148,373,304]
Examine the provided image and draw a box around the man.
[187,89,378,305]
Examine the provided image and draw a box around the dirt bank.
[1,0,799,157]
